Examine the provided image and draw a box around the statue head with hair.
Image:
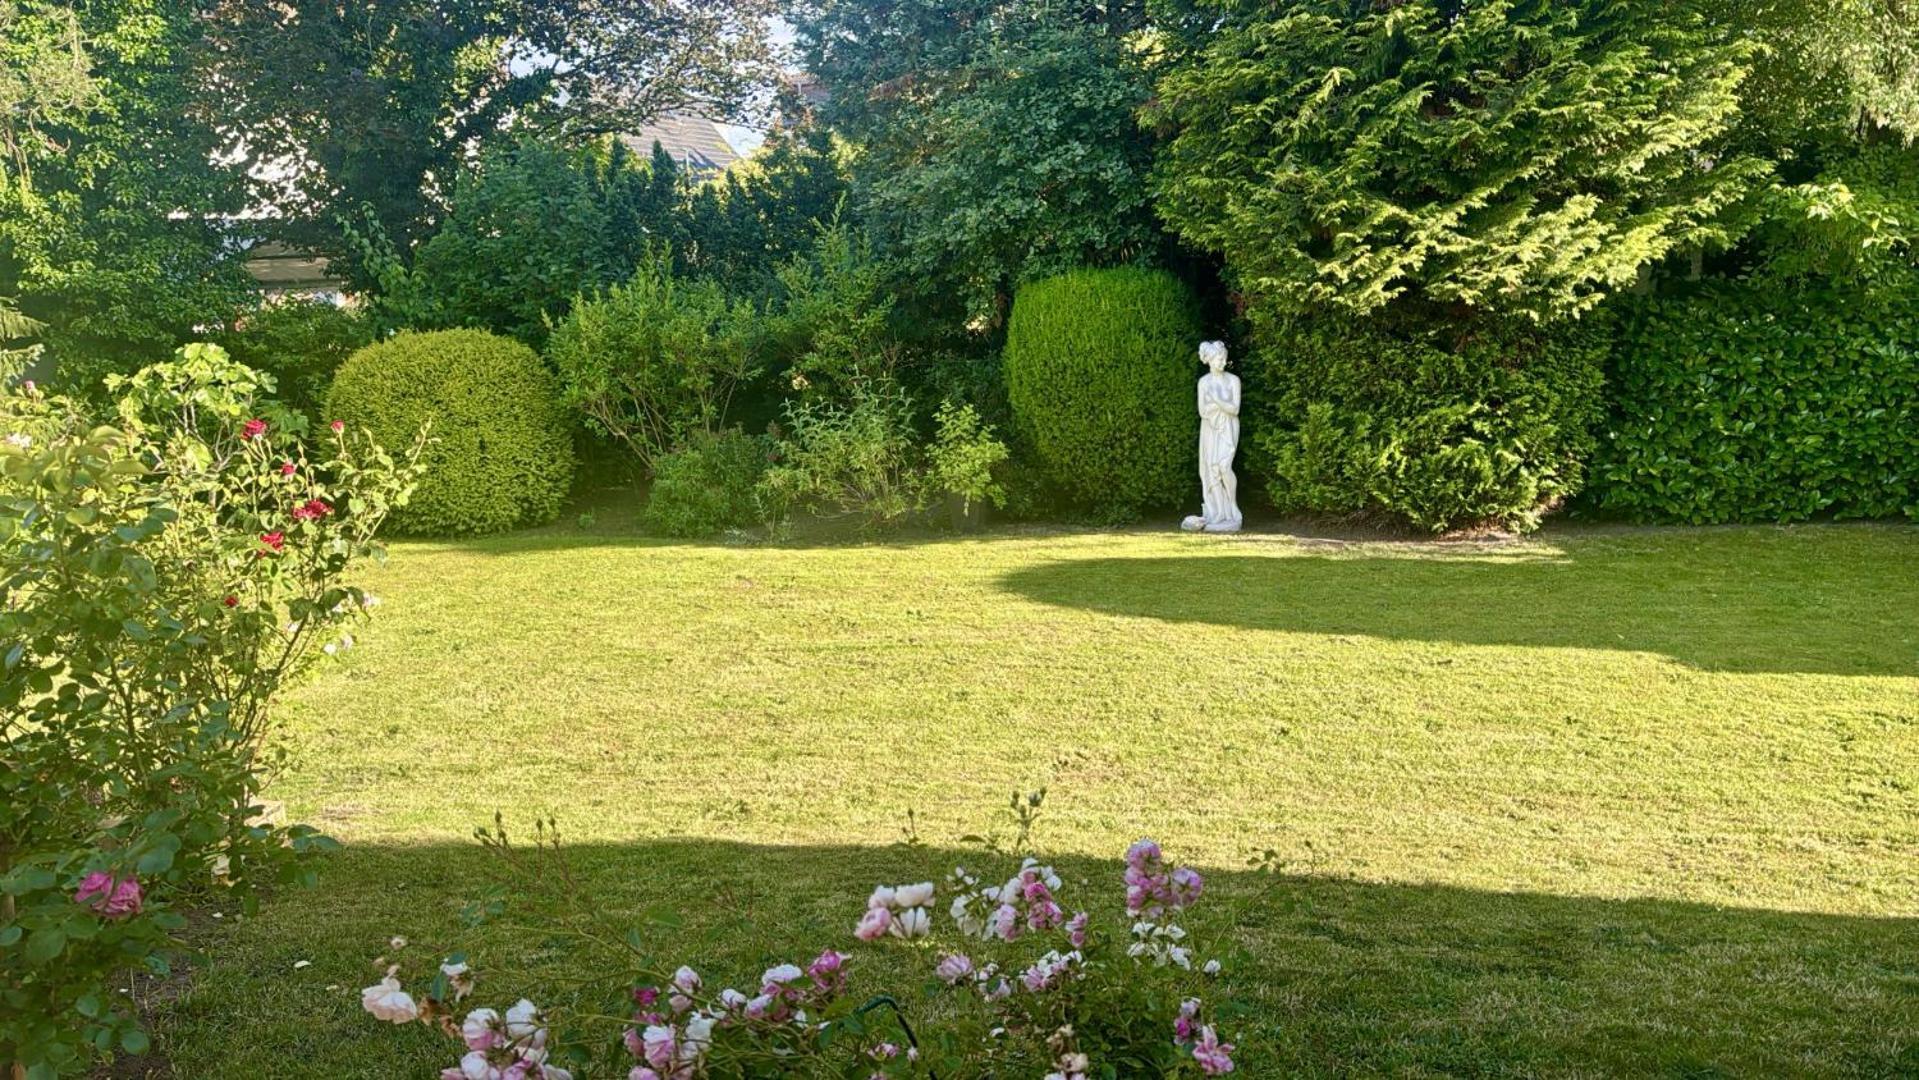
[1199,340,1228,372]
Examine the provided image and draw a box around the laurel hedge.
[1591,284,1919,524]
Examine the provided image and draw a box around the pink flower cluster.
[73,871,142,919]
[947,858,1071,943]
[1018,949,1081,993]
[1174,998,1235,1075]
[622,951,848,1079]
[446,999,569,1080]
[1123,839,1203,918]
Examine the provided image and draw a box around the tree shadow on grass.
[158,838,1917,1079]
[998,541,1919,677]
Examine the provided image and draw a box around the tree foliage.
[1,0,251,385]
[200,0,778,276]
[1152,0,1768,323]
[794,0,1161,324]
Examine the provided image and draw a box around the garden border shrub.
[1003,268,1202,520]
[327,328,576,535]
[1245,317,1607,534]
[1591,282,1919,523]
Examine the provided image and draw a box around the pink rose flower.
[854,906,891,942]
[1066,911,1089,948]
[74,871,142,918]
[329,419,345,433]
[242,418,267,440]
[1191,1025,1235,1075]
[934,953,974,985]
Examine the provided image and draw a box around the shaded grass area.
[155,521,1919,1076]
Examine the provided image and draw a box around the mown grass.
[154,518,1919,1077]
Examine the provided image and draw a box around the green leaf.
[24,927,66,965]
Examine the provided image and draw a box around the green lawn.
[155,518,1919,1077]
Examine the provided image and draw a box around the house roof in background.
[620,115,741,174]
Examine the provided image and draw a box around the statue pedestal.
[1181,514,1239,533]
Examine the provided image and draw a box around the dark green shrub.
[1249,320,1606,534]
[326,329,576,535]
[218,299,373,428]
[1003,268,1202,520]
[1591,283,1919,523]
[643,428,771,537]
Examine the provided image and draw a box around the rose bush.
[362,795,1247,1077]
[0,345,422,1076]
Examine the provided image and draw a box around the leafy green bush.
[217,299,373,428]
[1003,269,1202,520]
[1,347,418,1075]
[547,258,758,475]
[759,380,926,531]
[928,400,1010,520]
[643,429,771,538]
[327,329,576,536]
[1250,320,1606,534]
[1591,282,1919,523]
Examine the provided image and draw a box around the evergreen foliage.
[1002,268,1202,520]
[1152,0,1768,323]
[1593,282,1919,524]
[794,0,1160,324]
[1248,317,1607,534]
[326,330,575,536]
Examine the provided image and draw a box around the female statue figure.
[1181,340,1242,533]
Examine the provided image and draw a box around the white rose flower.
[1202,959,1222,976]
[673,965,701,993]
[891,907,931,939]
[719,988,749,1009]
[460,1050,503,1080]
[867,885,897,909]
[893,881,935,908]
[360,976,419,1023]
[504,998,544,1041]
[761,963,803,986]
[684,1013,715,1052]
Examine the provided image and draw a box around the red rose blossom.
[259,531,285,553]
[329,419,345,433]
[242,418,267,440]
[291,498,333,521]
[280,462,296,476]
[223,595,238,607]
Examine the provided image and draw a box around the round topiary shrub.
[326,328,575,536]
[1003,268,1203,519]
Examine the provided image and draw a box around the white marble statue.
[1180,340,1242,533]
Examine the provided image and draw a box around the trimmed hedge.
[326,329,575,535]
[1003,268,1202,519]
[1592,284,1919,523]
[1248,319,1606,534]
